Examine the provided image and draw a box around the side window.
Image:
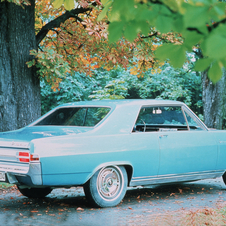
[67,107,110,126]
[84,107,111,126]
[134,106,188,132]
[66,108,87,126]
[183,109,205,131]
[35,107,110,127]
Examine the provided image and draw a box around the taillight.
[30,154,39,162]
[18,152,40,162]
[19,152,29,162]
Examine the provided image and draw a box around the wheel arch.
[85,161,133,186]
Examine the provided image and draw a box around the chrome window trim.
[181,106,190,131]
[182,105,208,131]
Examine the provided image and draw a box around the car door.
[157,106,218,178]
[134,104,218,182]
[158,131,218,176]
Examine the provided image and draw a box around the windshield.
[34,107,111,127]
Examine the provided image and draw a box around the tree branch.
[187,27,204,35]
[36,7,91,45]
[207,18,226,32]
[140,32,158,39]
[148,0,176,13]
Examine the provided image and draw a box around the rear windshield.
[35,107,111,127]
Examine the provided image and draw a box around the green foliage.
[0,182,14,188]
[194,58,213,71]
[52,0,74,10]
[97,0,112,21]
[31,48,71,91]
[89,80,128,100]
[208,61,223,83]
[3,0,31,6]
[108,22,125,43]
[64,0,75,10]
[41,55,202,116]
[137,65,202,115]
[52,0,64,8]
[50,0,226,83]
[100,0,226,83]
[26,59,36,68]
[155,44,186,68]
[41,73,96,114]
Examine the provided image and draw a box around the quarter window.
[35,107,110,127]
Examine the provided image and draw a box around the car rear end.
[0,140,42,187]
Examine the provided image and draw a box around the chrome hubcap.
[97,166,123,201]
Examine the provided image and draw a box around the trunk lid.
[0,126,92,142]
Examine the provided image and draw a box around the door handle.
[159,135,168,138]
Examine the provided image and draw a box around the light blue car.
[0,99,226,207]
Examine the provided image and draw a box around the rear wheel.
[222,172,226,185]
[83,165,128,207]
[17,186,52,198]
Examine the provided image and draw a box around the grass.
[0,182,14,189]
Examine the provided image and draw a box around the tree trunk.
[202,70,226,129]
[0,0,40,132]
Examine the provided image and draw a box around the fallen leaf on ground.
[183,187,190,190]
[77,207,84,211]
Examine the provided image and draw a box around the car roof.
[59,99,184,108]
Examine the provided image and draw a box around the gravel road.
[0,177,226,225]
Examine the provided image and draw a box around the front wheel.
[17,186,52,198]
[83,165,128,208]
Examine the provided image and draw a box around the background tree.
[33,4,172,91]
[94,0,226,129]
[1,0,170,132]
[0,0,101,132]
[2,0,226,132]
[201,70,226,129]
[52,0,226,129]
[0,0,39,132]
[41,55,202,120]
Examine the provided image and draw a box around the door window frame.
[132,104,208,133]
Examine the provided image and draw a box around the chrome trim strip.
[0,141,30,149]
[0,163,29,174]
[132,170,223,180]
[130,170,225,187]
